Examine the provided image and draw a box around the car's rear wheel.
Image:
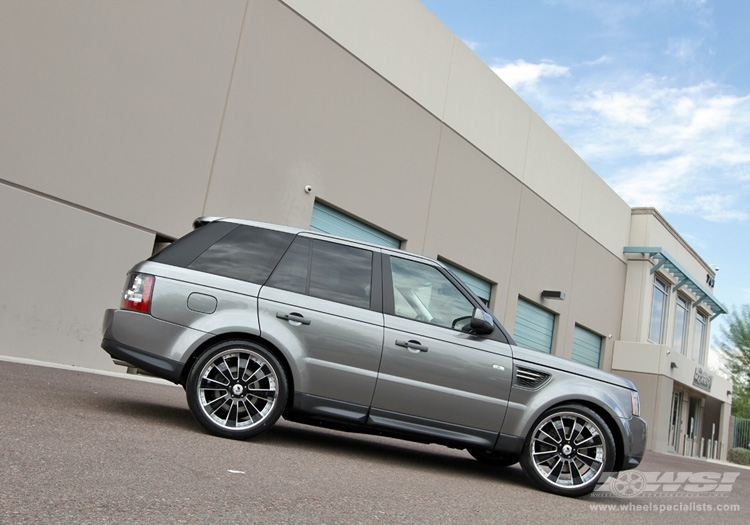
[186,340,288,440]
[520,404,615,497]
[468,448,519,467]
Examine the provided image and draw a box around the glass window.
[673,295,689,354]
[693,311,708,365]
[439,259,492,306]
[648,277,669,343]
[187,225,294,284]
[266,238,373,309]
[389,257,474,330]
[266,237,310,294]
[308,240,373,309]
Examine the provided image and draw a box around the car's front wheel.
[520,404,615,497]
[186,340,288,440]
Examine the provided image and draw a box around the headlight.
[631,391,641,417]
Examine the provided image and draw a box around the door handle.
[276,312,311,325]
[395,339,428,352]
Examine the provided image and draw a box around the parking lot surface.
[1,359,746,524]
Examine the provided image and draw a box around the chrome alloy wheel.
[196,348,279,431]
[529,411,606,490]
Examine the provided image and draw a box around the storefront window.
[649,277,669,343]
[693,311,708,365]
[673,296,689,354]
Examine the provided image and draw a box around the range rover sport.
[101,217,646,497]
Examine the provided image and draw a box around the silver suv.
[101,217,646,497]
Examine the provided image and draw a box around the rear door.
[258,236,384,422]
[368,254,513,448]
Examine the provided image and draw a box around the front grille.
[514,367,551,390]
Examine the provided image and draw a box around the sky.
[421,0,750,353]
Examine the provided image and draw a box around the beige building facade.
[0,0,729,455]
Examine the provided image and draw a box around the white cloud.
[462,39,481,51]
[583,55,612,67]
[665,37,702,61]
[533,77,750,223]
[491,59,569,90]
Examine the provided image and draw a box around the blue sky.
[421,0,750,348]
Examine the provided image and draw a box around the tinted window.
[188,225,294,284]
[266,237,310,294]
[266,238,374,309]
[309,241,372,309]
[149,222,240,267]
[390,257,474,330]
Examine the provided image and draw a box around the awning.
[623,246,727,320]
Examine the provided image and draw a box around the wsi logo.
[596,471,741,498]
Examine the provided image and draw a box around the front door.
[369,254,513,449]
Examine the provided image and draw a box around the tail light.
[121,274,154,313]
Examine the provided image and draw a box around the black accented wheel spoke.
[221,355,238,382]
[538,428,561,445]
[241,398,262,418]
[246,388,275,400]
[546,458,564,482]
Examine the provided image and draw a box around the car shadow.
[256,419,532,489]
[89,394,198,433]
[92,394,532,490]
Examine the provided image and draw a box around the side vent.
[515,367,551,390]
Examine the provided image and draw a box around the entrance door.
[668,391,683,453]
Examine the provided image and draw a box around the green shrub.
[727,447,750,465]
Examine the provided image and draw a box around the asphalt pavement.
[1,358,747,524]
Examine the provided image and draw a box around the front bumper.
[620,415,648,470]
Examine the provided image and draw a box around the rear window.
[150,222,295,285]
[150,221,240,267]
[187,225,294,284]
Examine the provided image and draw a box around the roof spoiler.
[192,217,223,229]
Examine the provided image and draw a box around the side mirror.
[469,308,494,335]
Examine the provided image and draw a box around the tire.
[186,340,288,440]
[468,448,519,468]
[519,404,616,497]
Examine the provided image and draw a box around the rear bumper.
[101,338,184,384]
[101,308,207,384]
